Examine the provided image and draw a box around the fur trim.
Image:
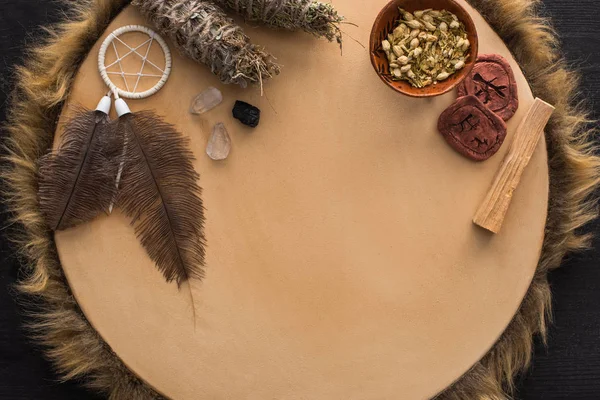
[2,1,164,398]
[2,0,599,399]
[436,0,600,398]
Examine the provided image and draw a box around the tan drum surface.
[54,1,548,398]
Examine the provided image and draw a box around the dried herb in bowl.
[381,8,471,88]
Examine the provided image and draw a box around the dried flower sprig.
[381,8,470,88]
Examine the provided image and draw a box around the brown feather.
[115,111,206,286]
[37,107,121,231]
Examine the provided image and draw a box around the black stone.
[232,100,261,128]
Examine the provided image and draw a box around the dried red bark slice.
[438,95,507,161]
[457,54,518,121]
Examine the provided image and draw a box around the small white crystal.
[206,123,231,161]
[190,86,223,115]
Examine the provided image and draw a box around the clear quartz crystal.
[206,123,231,161]
[190,86,223,115]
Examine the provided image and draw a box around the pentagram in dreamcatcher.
[98,24,172,99]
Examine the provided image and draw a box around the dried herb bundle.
[38,106,121,231]
[116,110,206,286]
[215,0,344,43]
[133,0,280,87]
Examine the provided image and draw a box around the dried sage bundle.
[133,0,280,87]
[214,0,344,43]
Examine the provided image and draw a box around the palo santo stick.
[473,98,555,233]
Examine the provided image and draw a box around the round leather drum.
[54,1,547,398]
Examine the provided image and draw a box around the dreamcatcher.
[38,25,206,286]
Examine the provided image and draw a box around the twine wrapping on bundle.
[133,0,280,87]
[215,0,344,43]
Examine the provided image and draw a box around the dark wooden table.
[1,1,599,399]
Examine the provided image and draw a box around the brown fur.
[2,1,164,398]
[2,0,599,399]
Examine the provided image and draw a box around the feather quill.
[38,100,120,231]
[115,108,206,286]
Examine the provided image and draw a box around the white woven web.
[98,25,172,99]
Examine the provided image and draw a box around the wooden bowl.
[370,0,479,98]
